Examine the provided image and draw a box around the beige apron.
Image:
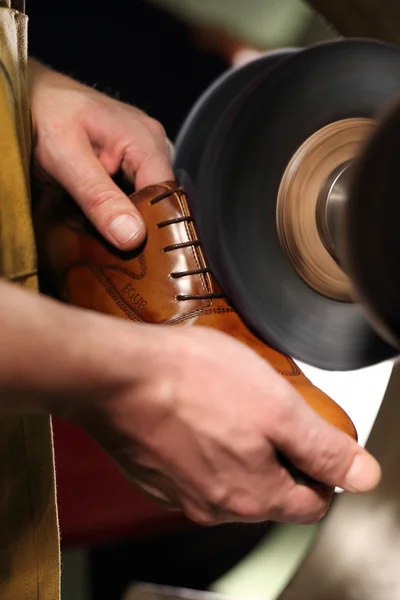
[0,1,60,598]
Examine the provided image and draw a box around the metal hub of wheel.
[276,118,374,302]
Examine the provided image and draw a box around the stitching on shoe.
[64,262,300,377]
[64,262,143,323]
[175,189,210,300]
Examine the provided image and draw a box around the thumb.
[51,136,146,250]
[270,402,381,493]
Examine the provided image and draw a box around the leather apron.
[0,1,60,598]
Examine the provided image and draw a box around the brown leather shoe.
[33,181,356,440]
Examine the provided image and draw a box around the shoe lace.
[150,186,224,301]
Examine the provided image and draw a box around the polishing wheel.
[174,39,400,371]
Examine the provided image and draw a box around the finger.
[223,486,333,525]
[121,128,174,191]
[269,399,381,494]
[232,47,264,67]
[182,466,333,527]
[134,152,174,191]
[117,462,183,510]
[268,476,334,525]
[135,480,182,510]
[49,133,146,250]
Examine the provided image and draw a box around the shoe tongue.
[130,181,225,295]
[129,181,188,221]
[129,182,188,235]
[129,181,204,261]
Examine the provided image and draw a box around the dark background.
[28,0,226,140]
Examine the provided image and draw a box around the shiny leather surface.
[33,181,356,440]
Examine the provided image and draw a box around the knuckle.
[306,430,350,478]
[225,495,265,521]
[205,484,230,509]
[82,183,119,215]
[297,501,331,524]
[135,382,179,449]
[186,509,218,528]
[278,493,331,525]
[266,388,296,432]
[313,450,340,476]
[303,504,330,524]
[146,117,167,141]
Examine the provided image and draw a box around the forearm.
[27,56,46,78]
[27,57,90,98]
[28,57,58,93]
[0,280,149,417]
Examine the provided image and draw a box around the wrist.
[27,57,53,93]
[0,281,158,418]
[27,57,90,99]
[51,309,161,422]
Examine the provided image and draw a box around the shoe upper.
[33,180,356,440]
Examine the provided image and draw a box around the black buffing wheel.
[174,48,297,205]
[174,39,400,371]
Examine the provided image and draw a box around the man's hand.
[28,59,174,250]
[64,321,380,527]
[0,282,380,525]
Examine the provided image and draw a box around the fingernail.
[108,214,142,246]
[343,453,381,493]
